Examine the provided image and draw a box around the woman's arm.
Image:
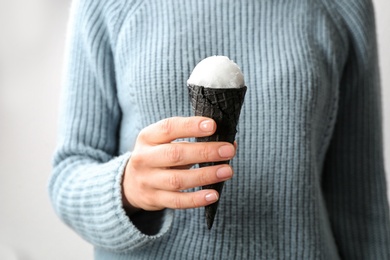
[48,0,173,252]
[322,0,390,258]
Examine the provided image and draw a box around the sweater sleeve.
[48,0,172,253]
[322,1,390,259]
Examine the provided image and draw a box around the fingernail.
[200,120,214,132]
[205,193,219,202]
[216,166,232,179]
[218,145,235,158]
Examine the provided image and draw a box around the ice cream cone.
[188,84,247,229]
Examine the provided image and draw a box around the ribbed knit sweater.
[49,0,390,259]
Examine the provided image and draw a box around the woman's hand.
[122,116,236,213]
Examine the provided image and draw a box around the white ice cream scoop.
[187,56,245,89]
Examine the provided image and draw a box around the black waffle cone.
[188,84,247,229]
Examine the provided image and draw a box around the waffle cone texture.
[188,84,247,229]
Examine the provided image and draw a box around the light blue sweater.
[49,0,390,259]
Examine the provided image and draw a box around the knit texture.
[49,0,390,259]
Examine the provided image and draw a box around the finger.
[157,189,219,209]
[138,117,216,144]
[154,165,233,191]
[145,142,235,167]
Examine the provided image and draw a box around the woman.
[49,0,390,259]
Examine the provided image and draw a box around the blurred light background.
[0,0,389,259]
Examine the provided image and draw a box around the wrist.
[121,165,141,215]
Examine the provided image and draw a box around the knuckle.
[142,190,163,210]
[144,194,156,208]
[159,118,174,136]
[199,145,211,162]
[137,128,148,141]
[171,195,183,209]
[136,174,148,190]
[165,145,183,164]
[168,173,183,190]
[129,170,148,193]
[129,151,144,167]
